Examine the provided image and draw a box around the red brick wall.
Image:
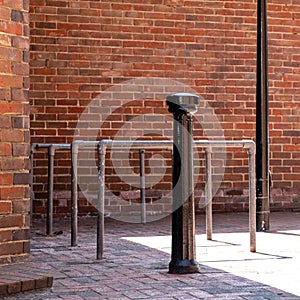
[0,0,30,263]
[29,0,300,218]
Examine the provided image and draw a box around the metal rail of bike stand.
[71,141,99,247]
[197,140,256,253]
[71,140,173,259]
[139,149,146,224]
[30,143,71,235]
[31,139,255,258]
[72,139,256,260]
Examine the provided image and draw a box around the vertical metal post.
[139,149,146,224]
[97,143,106,260]
[71,142,78,246]
[29,143,36,226]
[167,93,200,274]
[47,145,55,235]
[205,146,213,241]
[256,0,270,231]
[249,146,256,252]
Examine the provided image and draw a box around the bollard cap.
[166,92,199,115]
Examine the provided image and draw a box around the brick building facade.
[29,0,300,218]
[0,0,30,263]
[1,0,300,261]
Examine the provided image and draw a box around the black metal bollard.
[166,93,200,274]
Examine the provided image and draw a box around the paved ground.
[2,212,300,299]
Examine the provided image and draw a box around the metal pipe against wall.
[29,143,37,226]
[34,143,71,148]
[30,143,71,234]
[195,140,254,148]
[248,146,256,252]
[71,142,79,246]
[71,140,99,246]
[201,140,256,252]
[256,0,270,232]
[205,146,212,241]
[47,145,55,235]
[102,139,173,150]
[139,149,146,224]
[97,143,106,260]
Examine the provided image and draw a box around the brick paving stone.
[1,212,300,299]
[187,290,215,298]
[209,296,245,300]
[60,296,85,300]
[0,262,53,297]
[91,286,116,295]
[140,288,167,297]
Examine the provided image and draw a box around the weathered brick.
[3,0,24,10]
[11,36,29,50]
[11,10,25,23]
[0,174,13,185]
[0,75,23,88]
[0,186,25,200]
[0,103,23,115]
[0,202,12,215]
[0,158,24,171]
[0,7,11,21]
[0,129,24,142]
[7,281,21,295]
[11,62,29,76]
[0,230,12,242]
[0,21,22,35]
[13,173,30,185]
[35,276,49,289]
[12,228,30,241]
[0,144,12,156]
[0,88,10,101]
[21,279,35,292]
[0,215,24,229]
[12,116,24,128]
[0,60,10,74]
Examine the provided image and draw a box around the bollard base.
[169,259,200,274]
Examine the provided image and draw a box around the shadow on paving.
[2,212,300,300]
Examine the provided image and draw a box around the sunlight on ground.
[123,231,300,296]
